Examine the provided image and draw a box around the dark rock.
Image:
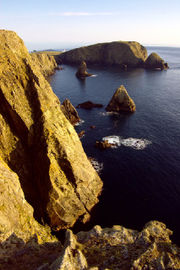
[59,41,148,68]
[77,101,103,109]
[106,85,136,113]
[95,140,112,150]
[145,52,169,70]
[90,125,96,129]
[76,61,92,79]
[78,130,85,138]
[55,65,63,70]
[61,99,80,126]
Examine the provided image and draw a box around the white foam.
[91,74,98,77]
[74,119,85,126]
[99,112,119,116]
[101,135,151,150]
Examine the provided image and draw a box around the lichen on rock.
[0,30,102,232]
[31,52,57,76]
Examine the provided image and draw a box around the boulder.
[77,101,103,109]
[0,30,102,232]
[61,99,80,126]
[59,41,148,67]
[75,61,92,79]
[106,85,136,112]
[78,130,85,138]
[145,52,169,70]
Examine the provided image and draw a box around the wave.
[74,119,85,126]
[91,74,98,77]
[99,111,119,116]
[102,135,152,150]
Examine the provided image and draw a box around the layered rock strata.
[0,30,102,232]
[106,85,136,112]
[61,99,80,126]
[31,52,57,76]
[59,41,148,67]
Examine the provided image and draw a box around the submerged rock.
[77,101,103,109]
[95,140,113,150]
[145,52,169,70]
[76,61,92,79]
[59,41,148,67]
[48,221,180,270]
[106,85,136,112]
[0,30,102,233]
[61,98,80,126]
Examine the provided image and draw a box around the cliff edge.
[0,30,102,233]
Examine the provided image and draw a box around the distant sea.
[48,46,180,244]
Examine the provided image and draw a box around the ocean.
[48,46,180,244]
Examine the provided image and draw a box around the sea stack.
[76,61,92,79]
[106,85,136,112]
[61,98,80,125]
[145,52,169,70]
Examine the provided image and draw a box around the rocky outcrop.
[77,101,103,109]
[61,99,80,125]
[0,155,55,243]
[106,85,136,112]
[48,221,180,270]
[145,52,169,70]
[59,41,148,67]
[95,140,113,150]
[31,52,57,76]
[0,30,102,232]
[76,61,92,79]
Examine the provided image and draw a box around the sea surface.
[48,46,180,244]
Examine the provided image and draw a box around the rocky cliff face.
[49,221,180,270]
[31,52,57,76]
[59,41,148,67]
[0,30,102,233]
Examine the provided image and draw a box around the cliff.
[0,30,102,234]
[59,41,148,67]
[47,221,180,269]
[31,52,57,76]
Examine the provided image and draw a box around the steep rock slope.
[59,41,148,67]
[49,221,180,270]
[31,52,57,76]
[0,30,102,230]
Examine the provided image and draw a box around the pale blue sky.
[1,0,180,50]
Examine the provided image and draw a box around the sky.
[1,0,180,50]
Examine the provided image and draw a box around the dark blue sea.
[48,46,180,244]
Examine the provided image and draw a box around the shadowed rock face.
[59,41,148,67]
[0,30,102,231]
[106,85,136,112]
[76,61,92,79]
[145,52,169,70]
[61,99,80,126]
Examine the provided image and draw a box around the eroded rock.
[49,221,180,270]
[61,99,80,126]
[0,30,102,231]
[145,52,169,70]
[106,85,136,112]
[76,61,92,79]
[31,52,57,76]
